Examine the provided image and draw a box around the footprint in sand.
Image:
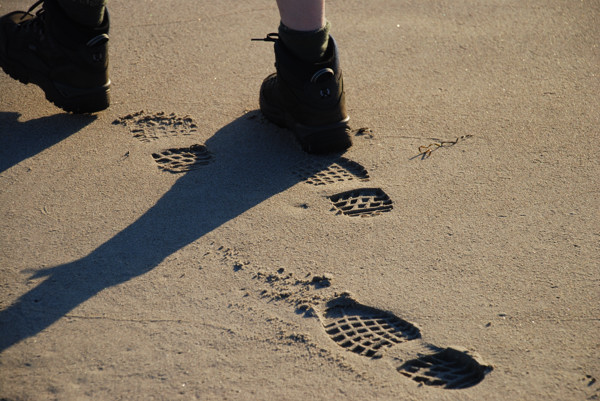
[294,156,370,186]
[315,294,492,390]
[114,111,213,173]
[328,188,393,217]
[397,346,492,389]
[113,111,198,142]
[152,144,213,173]
[294,155,393,217]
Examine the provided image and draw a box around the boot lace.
[251,33,279,42]
[23,0,45,17]
[17,0,46,35]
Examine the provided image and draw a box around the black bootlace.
[251,33,279,42]
[17,0,46,33]
[23,0,45,18]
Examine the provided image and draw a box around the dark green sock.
[278,20,330,63]
[56,0,107,27]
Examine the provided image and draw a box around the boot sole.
[0,56,110,114]
[259,80,351,154]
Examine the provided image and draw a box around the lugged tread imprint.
[329,188,393,217]
[113,111,198,142]
[294,157,370,185]
[321,296,421,359]
[152,144,213,173]
[398,347,492,389]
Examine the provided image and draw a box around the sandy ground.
[1,0,599,400]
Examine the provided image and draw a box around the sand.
[1,0,598,399]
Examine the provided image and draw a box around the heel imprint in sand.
[319,296,420,359]
[397,347,492,389]
[152,144,213,173]
[329,188,393,217]
[294,157,370,186]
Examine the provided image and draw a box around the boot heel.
[49,81,111,113]
[293,119,351,154]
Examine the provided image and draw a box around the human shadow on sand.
[0,112,343,352]
[0,112,96,173]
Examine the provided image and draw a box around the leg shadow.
[0,112,97,173]
[0,112,341,352]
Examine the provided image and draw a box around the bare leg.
[276,0,325,31]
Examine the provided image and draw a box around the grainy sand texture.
[1,0,598,399]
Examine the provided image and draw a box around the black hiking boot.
[0,0,110,113]
[256,34,351,154]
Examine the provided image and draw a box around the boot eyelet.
[320,88,331,98]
